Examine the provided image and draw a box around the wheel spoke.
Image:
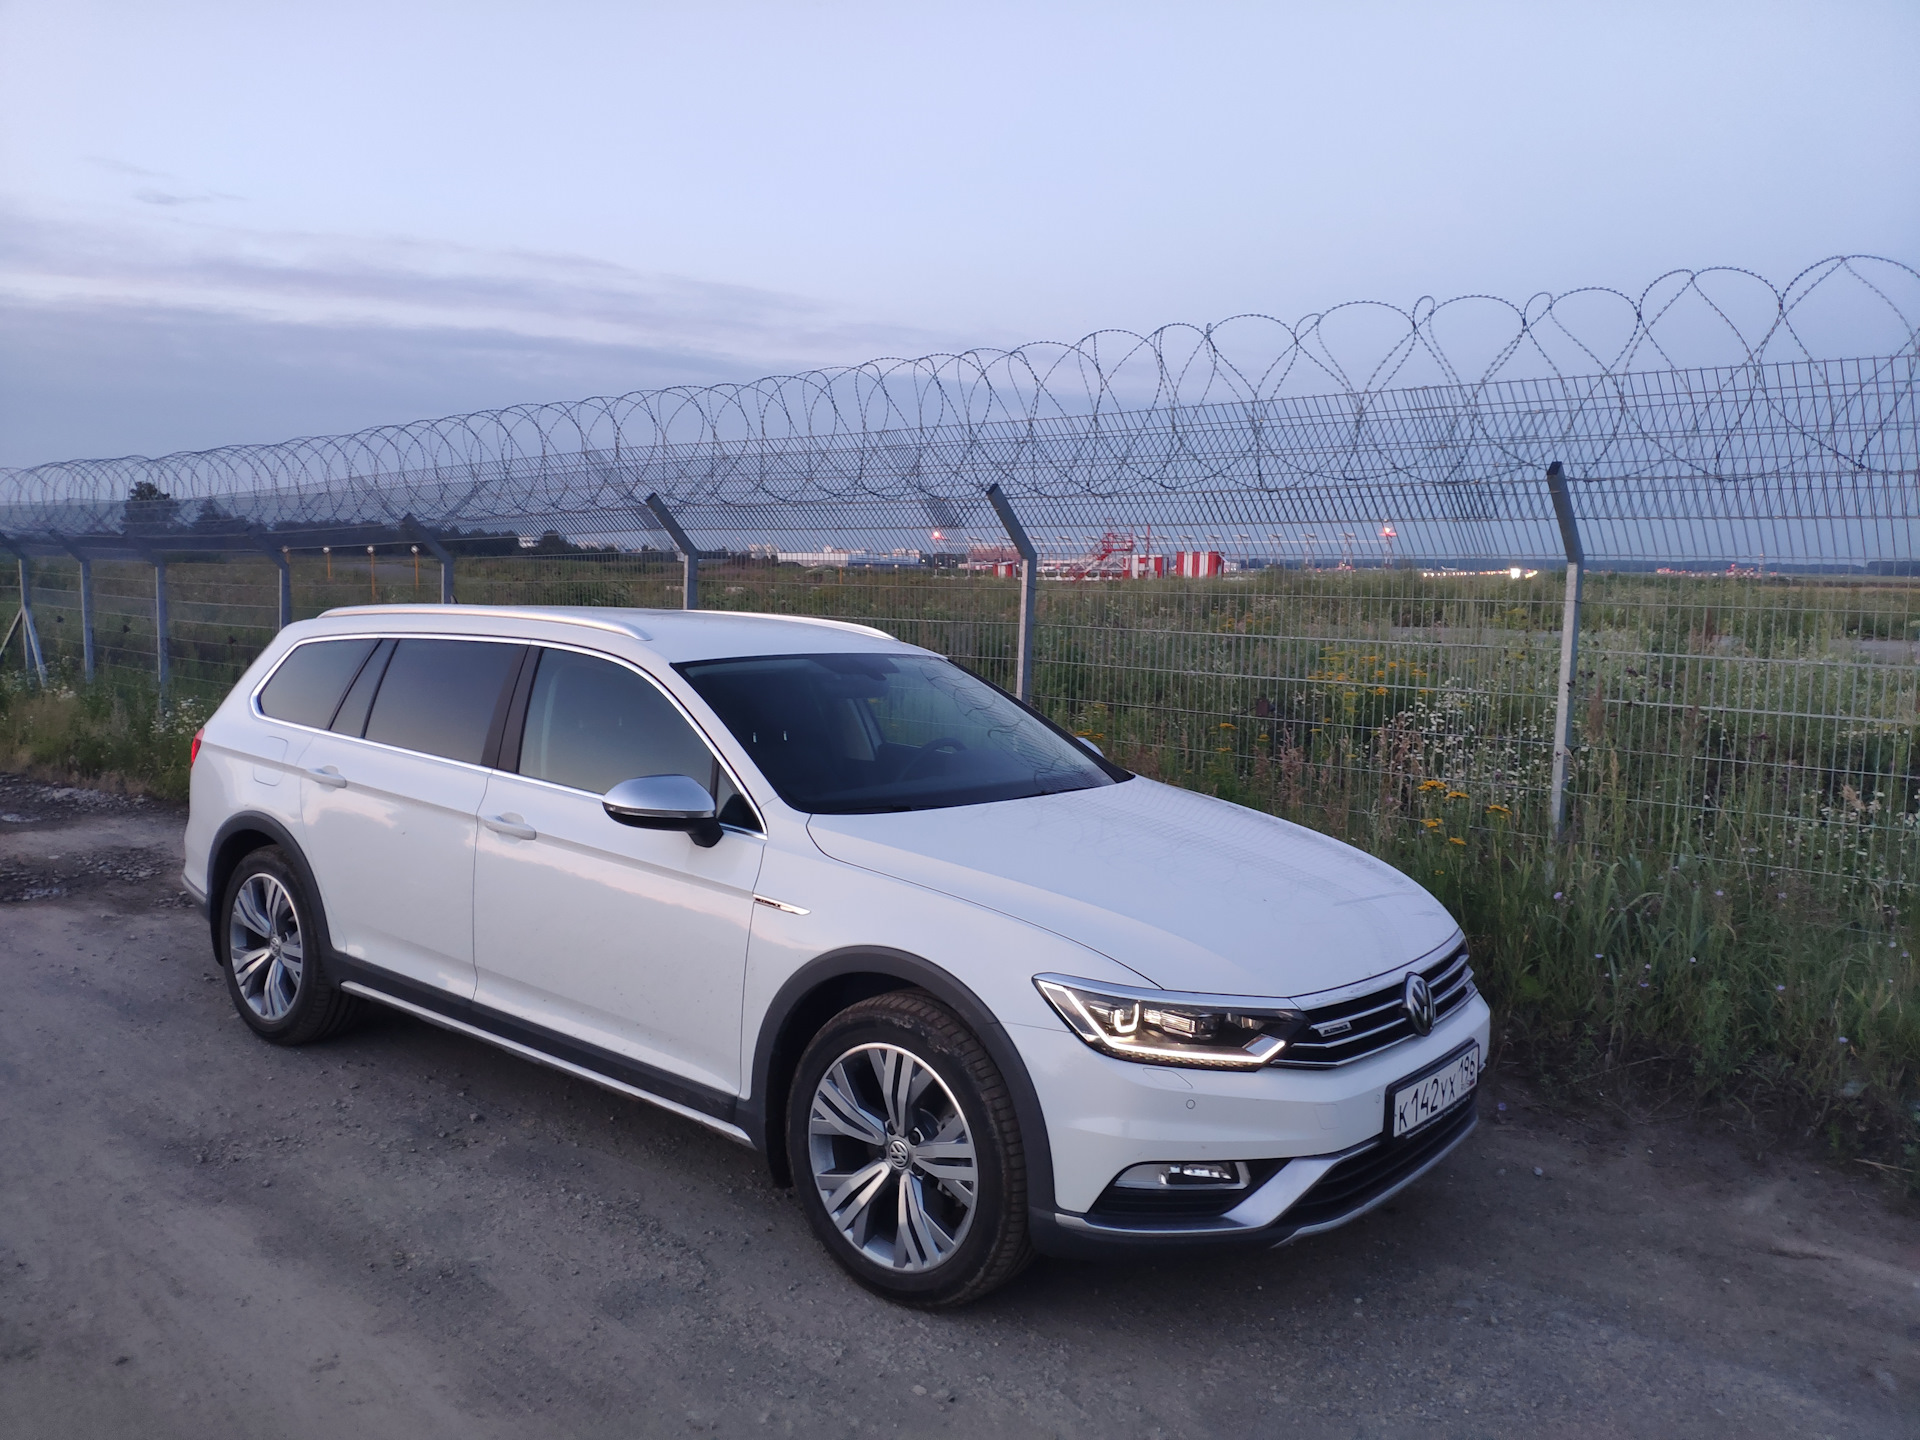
[897,1175,955,1269]
[233,881,272,939]
[810,1062,886,1146]
[232,945,274,986]
[820,1159,892,1245]
[261,957,289,1017]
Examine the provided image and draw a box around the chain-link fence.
[3,261,1916,896]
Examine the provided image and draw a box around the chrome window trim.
[246,630,764,831]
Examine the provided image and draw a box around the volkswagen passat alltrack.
[185,605,1487,1304]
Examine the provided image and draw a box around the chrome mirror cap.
[603,774,718,826]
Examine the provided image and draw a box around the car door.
[297,635,527,998]
[471,645,765,1097]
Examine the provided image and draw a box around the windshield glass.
[677,652,1125,814]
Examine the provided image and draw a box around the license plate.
[1390,1044,1479,1139]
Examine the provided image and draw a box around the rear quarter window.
[256,639,378,729]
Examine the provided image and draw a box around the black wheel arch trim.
[206,812,334,962]
[743,945,1057,1217]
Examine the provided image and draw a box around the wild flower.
[1447,837,1466,846]
[1485,803,1511,816]
[1446,790,1469,801]
[1422,818,1443,830]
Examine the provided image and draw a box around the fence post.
[0,534,48,684]
[985,483,1039,702]
[644,494,700,610]
[248,526,292,629]
[152,554,171,700]
[1545,461,1585,840]
[52,535,95,681]
[400,516,455,603]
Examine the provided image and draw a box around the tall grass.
[0,673,208,799]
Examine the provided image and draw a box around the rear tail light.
[190,728,204,766]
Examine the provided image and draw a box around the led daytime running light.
[1034,976,1302,1069]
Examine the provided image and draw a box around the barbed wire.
[0,256,1914,565]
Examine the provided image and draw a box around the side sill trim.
[338,982,753,1148]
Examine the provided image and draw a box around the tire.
[788,990,1033,1306]
[217,846,363,1046]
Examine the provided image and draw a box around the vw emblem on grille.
[1403,972,1436,1035]
[885,1137,912,1170]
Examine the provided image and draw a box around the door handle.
[483,814,538,841]
[307,767,348,789]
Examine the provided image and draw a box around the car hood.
[805,777,1460,998]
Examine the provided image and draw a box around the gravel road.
[1,772,1915,1439]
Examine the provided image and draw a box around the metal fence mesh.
[2,260,1915,890]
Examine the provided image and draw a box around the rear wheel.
[218,847,362,1045]
[789,991,1032,1306]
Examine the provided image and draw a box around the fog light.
[1112,1160,1253,1191]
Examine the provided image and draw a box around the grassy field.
[3,555,1914,1177]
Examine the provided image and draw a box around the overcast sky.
[1,0,1915,468]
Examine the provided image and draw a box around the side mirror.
[603,775,722,847]
[1076,736,1104,758]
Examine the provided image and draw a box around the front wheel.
[788,991,1033,1306]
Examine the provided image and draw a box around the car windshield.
[676,652,1125,814]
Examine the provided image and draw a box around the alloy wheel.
[806,1042,979,1272]
[228,872,305,1022]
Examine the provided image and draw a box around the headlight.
[1033,974,1303,1069]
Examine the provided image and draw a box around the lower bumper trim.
[1037,1098,1477,1255]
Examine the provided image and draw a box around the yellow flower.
[1373,686,1389,696]
[1446,790,1469,801]
[1485,803,1511,816]
[1218,722,1236,730]
[1418,779,1447,792]
[1448,837,1467,846]
[1422,818,1443,830]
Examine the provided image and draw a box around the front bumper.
[1031,1094,1476,1257]
[1013,990,1490,1254]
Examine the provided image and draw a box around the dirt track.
[0,772,1915,1438]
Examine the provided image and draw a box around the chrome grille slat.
[1274,946,1474,1069]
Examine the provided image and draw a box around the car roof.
[312,605,920,664]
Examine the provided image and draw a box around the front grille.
[1281,1095,1476,1231]
[1274,945,1475,1068]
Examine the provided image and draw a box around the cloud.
[0,206,955,466]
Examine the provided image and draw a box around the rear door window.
[363,639,525,765]
[257,638,378,729]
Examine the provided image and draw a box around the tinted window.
[519,649,721,797]
[257,639,376,729]
[330,639,394,736]
[678,652,1121,814]
[364,639,523,764]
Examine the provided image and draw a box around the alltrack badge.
[1403,972,1435,1035]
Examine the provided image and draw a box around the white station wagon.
[184,606,1488,1304]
